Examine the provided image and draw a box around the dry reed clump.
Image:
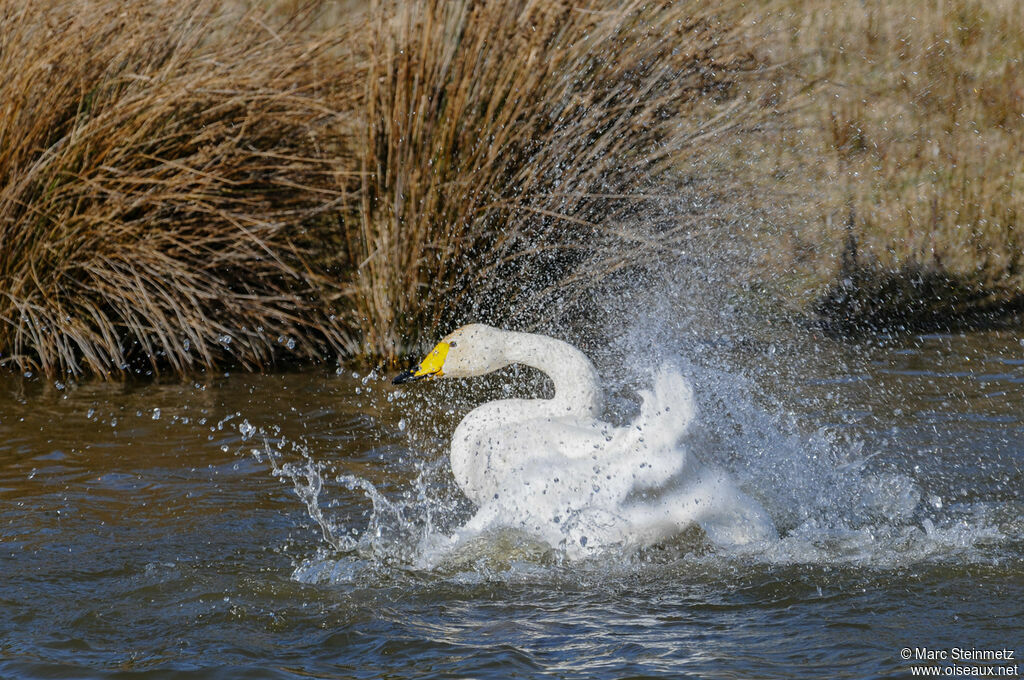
[340,0,759,360]
[746,0,1024,332]
[0,1,358,377]
[1,0,760,377]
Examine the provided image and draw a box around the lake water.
[1,328,1021,678]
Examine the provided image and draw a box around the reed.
[0,0,359,377]
[8,0,1019,377]
[1,0,759,376]
[341,0,757,359]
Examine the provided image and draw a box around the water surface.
[1,330,1021,678]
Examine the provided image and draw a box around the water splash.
[242,353,1015,584]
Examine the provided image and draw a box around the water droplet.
[152,408,161,420]
[398,418,407,432]
[239,420,256,441]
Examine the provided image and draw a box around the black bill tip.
[392,369,418,385]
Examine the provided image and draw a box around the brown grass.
[344,0,761,358]
[339,0,758,359]
[1,0,761,377]
[0,0,359,377]
[742,0,1024,330]
[15,0,1012,376]
[18,0,1015,372]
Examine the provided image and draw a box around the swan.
[393,324,775,556]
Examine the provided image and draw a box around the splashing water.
[3,329,1018,677]
[250,346,1016,584]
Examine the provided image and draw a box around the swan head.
[392,324,510,384]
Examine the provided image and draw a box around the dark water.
[1,330,1022,679]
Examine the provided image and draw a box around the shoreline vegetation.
[1,0,1020,379]
[747,0,1024,334]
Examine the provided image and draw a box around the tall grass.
[342,0,757,359]
[5,0,1020,377]
[0,1,358,376]
[1,0,759,376]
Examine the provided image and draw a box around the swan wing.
[634,365,695,450]
[603,366,696,487]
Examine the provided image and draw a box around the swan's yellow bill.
[392,341,449,384]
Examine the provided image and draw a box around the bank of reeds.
[747,0,1024,332]
[342,0,757,358]
[0,1,362,377]
[1,0,758,377]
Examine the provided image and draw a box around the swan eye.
[449,341,457,348]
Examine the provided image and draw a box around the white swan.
[394,324,775,557]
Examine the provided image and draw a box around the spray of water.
[242,365,1013,583]
[235,254,1016,583]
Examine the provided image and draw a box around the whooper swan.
[394,324,775,556]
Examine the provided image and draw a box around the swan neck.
[501,330,603,417]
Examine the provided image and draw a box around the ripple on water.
[0,335,1021,677]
